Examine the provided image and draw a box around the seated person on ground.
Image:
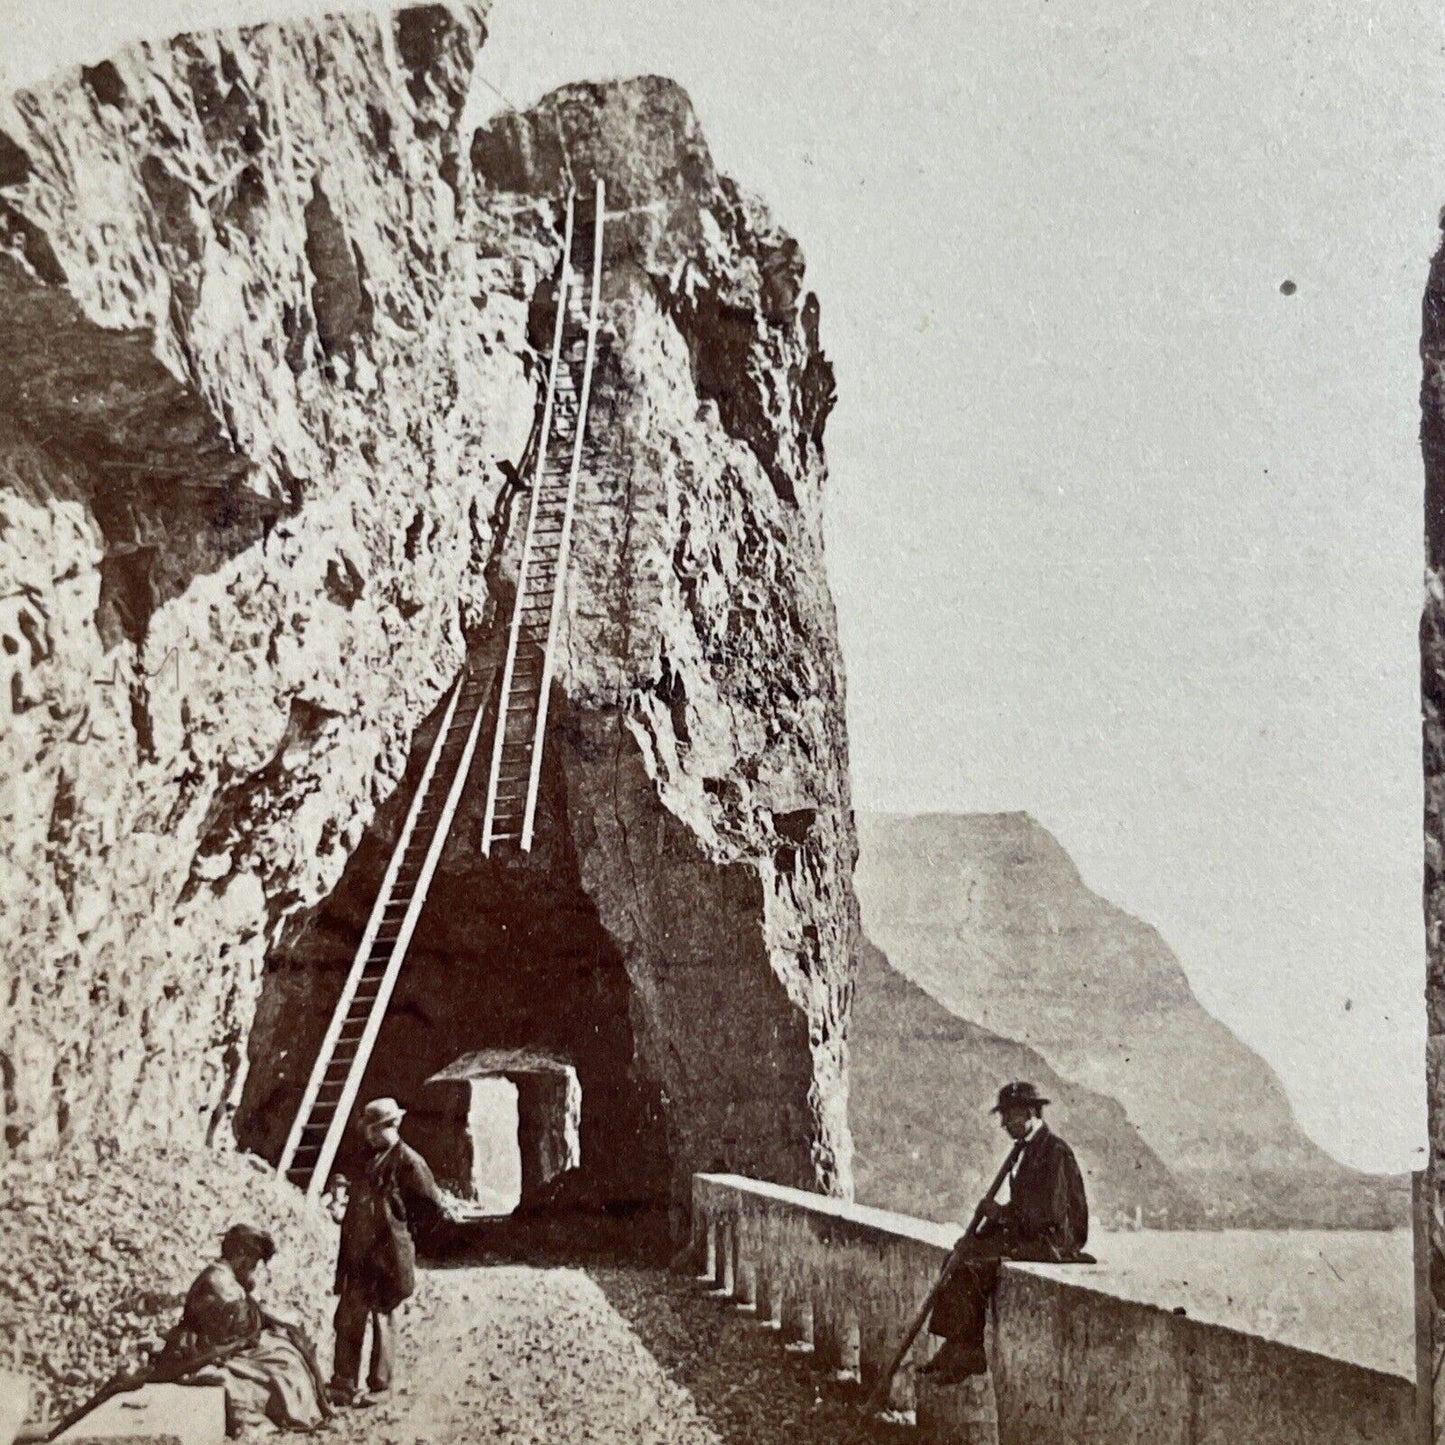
[155,1223,329,1435]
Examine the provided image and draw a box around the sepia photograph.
[0,1,1437,1441]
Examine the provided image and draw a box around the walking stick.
[849,1135,1027,1436]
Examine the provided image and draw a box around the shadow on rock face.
[0,252,283,647]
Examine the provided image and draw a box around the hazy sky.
[2,0,1438,1172]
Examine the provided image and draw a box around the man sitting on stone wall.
[155,1223,330,1434]
[921,1081,1091,1383]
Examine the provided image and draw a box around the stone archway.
[419,1048,582,1213]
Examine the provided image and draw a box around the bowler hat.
[990,1081,1050,1113]
[360,1097,405,1129]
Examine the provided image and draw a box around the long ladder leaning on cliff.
[276,664,494,1200]
[481,179,605,854]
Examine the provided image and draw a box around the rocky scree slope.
[855,812,1406,1227]
[0,6,859,1207]
[0,1143,338,1419]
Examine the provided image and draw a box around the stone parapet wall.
[690,1174,1416,1445]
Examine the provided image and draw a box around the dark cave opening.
[235,674,673,1216]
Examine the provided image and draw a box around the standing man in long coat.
[328,1098,451,1407]
[921,1081,1090,1383]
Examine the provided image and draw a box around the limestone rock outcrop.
[0,7,858,1210]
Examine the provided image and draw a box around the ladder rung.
[281,657,481,1190]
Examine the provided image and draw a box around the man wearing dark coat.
[921,1081,1090,1383]
[328,1098,451,1407]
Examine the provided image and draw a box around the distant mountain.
[852,812,1408,1228]
[850,937,1197,1229]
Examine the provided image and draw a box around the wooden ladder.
[481,179,605,855]
[277,664,493,1200]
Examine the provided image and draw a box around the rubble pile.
[0,1143,336,1418]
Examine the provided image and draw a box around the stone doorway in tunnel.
[415,1049,582,1216]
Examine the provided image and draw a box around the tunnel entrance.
[236,675,673,1217]
[418,1049,582,1215]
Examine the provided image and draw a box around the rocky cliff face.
[1420,210,1445,1419]
[856,812,1405,1226]
[0,6,858,1209]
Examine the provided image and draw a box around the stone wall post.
[780,1286,812,1345]
[812,1287,848,1370]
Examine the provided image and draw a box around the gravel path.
[324,1266,717,1445]
[591,1267,912,1445]
[318,1262,910,1445]
[5,1147,913,1443]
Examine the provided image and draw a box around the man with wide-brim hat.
[919,1080,1090,1384]
[329,1097,452,1407]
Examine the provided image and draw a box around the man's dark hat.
[990,1081,1050,1113]
[222,1223,277,1263]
